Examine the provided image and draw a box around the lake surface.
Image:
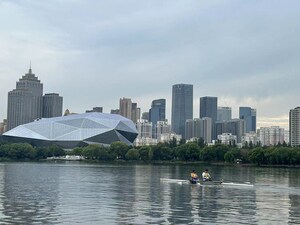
[0,162,299,224]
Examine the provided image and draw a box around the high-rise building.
[257,126,284,146]
[216,119,246,143]
[289,107,300,147]
[171,84,193,139]
[119,98,132,120]
[239,107,256,132]
[131,103,140,123]
[217,107,232,121]
[119,98,140,123]
[185,118,212,143]
[200,96,217,139]
[7,67,43,130]
[149,99,166,137]
[43,93,63,118]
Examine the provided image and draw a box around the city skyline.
[1,1,300,129]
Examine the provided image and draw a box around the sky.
[1,0,300,129]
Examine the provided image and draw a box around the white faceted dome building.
[3,112,138,149]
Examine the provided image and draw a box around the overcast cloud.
[1,0,299,129]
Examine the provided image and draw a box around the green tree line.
[0,140,300,165]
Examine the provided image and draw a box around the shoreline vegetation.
[0,139,299,167]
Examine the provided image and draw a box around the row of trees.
[0,140,299,165]
[0,142,65,160]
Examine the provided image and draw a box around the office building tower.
[131,103,140,123]
[216,119,246,143]
[257,126,284,146]
[149,99,166,137]
[119,98,140,123]
[119,98,132,120]
[43,93,63,118]
[239,107,256,132]
[171,84,193,139]
[7,67,43,130]
[86,107,103,113]
[200,96,217,139]
[289,107,300,147]
[185,118,212,143]
[217,107,232,121]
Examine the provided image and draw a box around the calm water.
[0,162,299,224]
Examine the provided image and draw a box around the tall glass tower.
[149,99,166,138]
[171,84,193,139]
[200,96,218,139]
[239,107,256,132]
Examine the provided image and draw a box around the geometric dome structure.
[3,112,138,149]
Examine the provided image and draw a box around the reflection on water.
[0,162,299,224]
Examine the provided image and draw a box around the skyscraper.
[217,106,232,121]
[119,98,140,123]
[7,67,43,130]
[185,118,212,143]
[239,107,256,132]
[171,84,193,139]
[119,98,132,120]
[200,96,217,139]
[215,119,246,143]
[43,93,63,118]
[131,102,140,123]
[289,107,300,147]
[149,99,166,137]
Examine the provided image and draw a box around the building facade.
[156,120,171,142]
[241,131,259,146]
[119,98,132,120]
[239,107,256,132]
[171,84,193,139]
[43,93,63,118]
[7,67,43,130]
[216,119,246,143]
[200,96,218,139]
[217,133,237,145]
[149,99,166,137]
[217,106,232,121]
[185,118,212,144]
[119,98,140,123]
[136,120,152,139]
[289,107,300,147]
[257,126,284,146]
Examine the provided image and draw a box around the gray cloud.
[0,0,299,129]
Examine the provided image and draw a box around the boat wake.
[160,178,254,188]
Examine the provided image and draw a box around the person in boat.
[202,169,212,181]
[190,170,199,183]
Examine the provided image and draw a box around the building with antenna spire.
[7,66,63,130]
